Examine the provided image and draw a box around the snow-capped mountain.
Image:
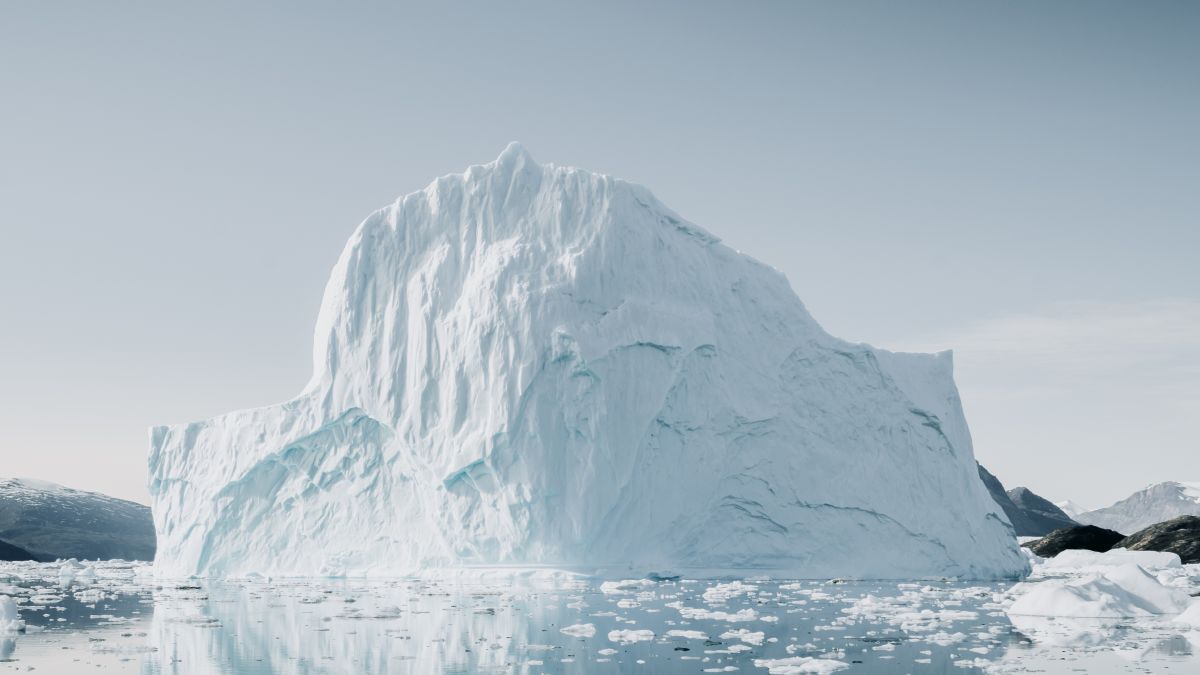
[1076,482,1200,534]
[0,478,155,561]
[148,144,1027,579]
[1054,500,1090,519]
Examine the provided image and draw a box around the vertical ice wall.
[149,144,1027,578]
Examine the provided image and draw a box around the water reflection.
[142,576,1018,674]
[0,561,1196,674]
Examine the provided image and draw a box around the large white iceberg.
[148,144,1027,578]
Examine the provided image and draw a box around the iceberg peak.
[495,140,534,166]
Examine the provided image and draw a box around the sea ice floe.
[751,656,849,674]
[720,628,765,646]
[703,581,759,603]
[665,629,708,639]
[607,628,655,644]
[559,622,596,637]
[668,601,759,622]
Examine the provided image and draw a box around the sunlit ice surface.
[0,560,1197,673]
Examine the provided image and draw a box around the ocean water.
[0,561,1196,674]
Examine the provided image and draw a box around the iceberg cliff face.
[149,144,1027,578]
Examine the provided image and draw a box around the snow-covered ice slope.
[148,144,1027,579]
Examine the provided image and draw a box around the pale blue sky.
[1,2,1196,507]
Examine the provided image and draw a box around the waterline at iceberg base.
[149,144,1025,579]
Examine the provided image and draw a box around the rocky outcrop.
[1024,524,1125,558]
[1115,516,1200,564]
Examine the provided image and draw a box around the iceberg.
[149,144,1027,579]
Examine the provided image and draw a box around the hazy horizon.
[2,2,1197,509]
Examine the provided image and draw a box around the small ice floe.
[27,594,64,605]
[600,579,653,594]
[667,601,758,622]
[719,628,765,646]
[608,629,654,644]
[703,581,758,603]
[664,629,707,640]
[751,655,849,674]
[559,623,596,638]
[922,631,966,646]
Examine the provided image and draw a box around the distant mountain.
[0,478,155,561]
[1006,487,1076,534]
[1054,500,1089,519]
[976,464,1077,537]
[1076,481,1200,535]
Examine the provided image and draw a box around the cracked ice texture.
[148,144,1027,578]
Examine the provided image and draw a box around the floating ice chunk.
[751,656,849,674]
[728,644,752,653]
[721,629,766,646]
[28,594,63,605]
[923,631,966,646]
[667,600,759,622]
[665,629,708,640]
[600,580,653,594]
[608,629,654,644]
[0,596,23,633]
[704,581,759,603]
[559,623,596,638]
[1008,564,1190,617]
